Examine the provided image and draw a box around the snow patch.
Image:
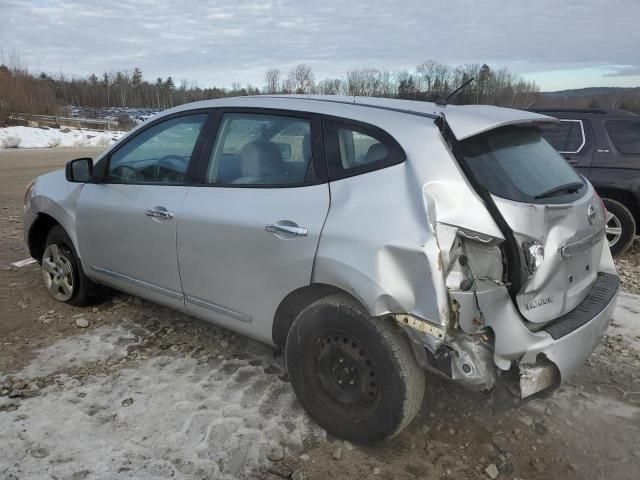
[0,126,126,150]
[18,323,146,380]
[0,325,320,479]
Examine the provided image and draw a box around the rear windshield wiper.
[534,181,584,199]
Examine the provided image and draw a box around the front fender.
[27,170,85,261]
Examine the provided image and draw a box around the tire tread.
[287,293,425,441]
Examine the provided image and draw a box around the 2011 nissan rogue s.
[23,95,619,443]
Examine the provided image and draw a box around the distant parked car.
[533,108,640,256]
[24,96,619,442]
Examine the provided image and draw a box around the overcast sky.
[1,0,639,91]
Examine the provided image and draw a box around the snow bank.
[0,126,126,150]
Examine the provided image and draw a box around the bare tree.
[316,78,342,95]
[264,68,281,94]
[288,64,315,94]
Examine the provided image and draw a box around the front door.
[177,111,330,343]
[76,113,208,310]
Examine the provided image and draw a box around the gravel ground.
[616,239,640,295]
[1,149,639,480]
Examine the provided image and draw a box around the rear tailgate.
[492,186,606,323]
[457,123,607,323]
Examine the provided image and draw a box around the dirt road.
[1,148,639,480]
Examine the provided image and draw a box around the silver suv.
[23,96,619,443]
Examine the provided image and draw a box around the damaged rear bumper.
[473,272,618,397]
[513,273,619,396]
[403,272,619,399]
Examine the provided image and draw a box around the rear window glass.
[460,126,585,203]
[323,119,405,180]
[337,128,389,169]
[538,120,584,153]
[606,120,640,154]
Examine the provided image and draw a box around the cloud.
[1,0,639,89]
[602,65,640,77]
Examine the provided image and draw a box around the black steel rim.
[314,330,380,419]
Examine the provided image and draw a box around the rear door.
[177,109,330,343]
[76,112,209,310]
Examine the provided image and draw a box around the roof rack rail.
[262,95,440,120]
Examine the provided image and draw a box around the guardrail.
[9,113,119,130]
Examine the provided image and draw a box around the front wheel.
[285,294,425,443]
[42,225,104,306]
[602,198,636,256]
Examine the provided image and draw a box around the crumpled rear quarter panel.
[313,124,501,326]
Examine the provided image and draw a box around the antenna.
[435,77,475,106]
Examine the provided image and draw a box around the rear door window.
[205,113,313,186]
[539,120,585,153]
[605,119,640,154]
[460,126,585,204]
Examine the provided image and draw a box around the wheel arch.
[28,212,62,261]
[272,283,367,346]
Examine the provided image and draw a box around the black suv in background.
[534,109,640,256]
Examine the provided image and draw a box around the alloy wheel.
[605,210,623,248]
[42,244,74,301]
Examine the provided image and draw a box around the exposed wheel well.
[597,187,639,233]
[272,283,364,346]
[28,213,60,261]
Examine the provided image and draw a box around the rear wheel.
[42,225,104,306]
[285,294,425,443]
[602,198,636,256]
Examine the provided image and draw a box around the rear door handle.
[564,156,579,165]
[265,223,308,237]
[145,206,174,220]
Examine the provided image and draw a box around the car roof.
[161,95,557,141]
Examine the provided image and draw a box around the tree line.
[1,53,638,126]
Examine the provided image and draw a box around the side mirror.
[65,158,93,183]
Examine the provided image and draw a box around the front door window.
[107,114,207,184]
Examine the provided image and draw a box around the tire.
[602,198,636,256]
[42,225,104,306]
[285,294,425,443]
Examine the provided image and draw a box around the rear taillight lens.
[523,241,544,276]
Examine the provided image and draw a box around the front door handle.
[145,206,174,220]
[265,223,308,237]
[564,156,579,165]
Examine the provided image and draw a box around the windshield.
[459,126,585,203]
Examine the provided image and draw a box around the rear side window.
[324,120,404,179]
[538,120,585,153]
[606,120,640,154]
[460,126,585,203]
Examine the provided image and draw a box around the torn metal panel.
[449,335,497,391]
[519,360,560,398]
